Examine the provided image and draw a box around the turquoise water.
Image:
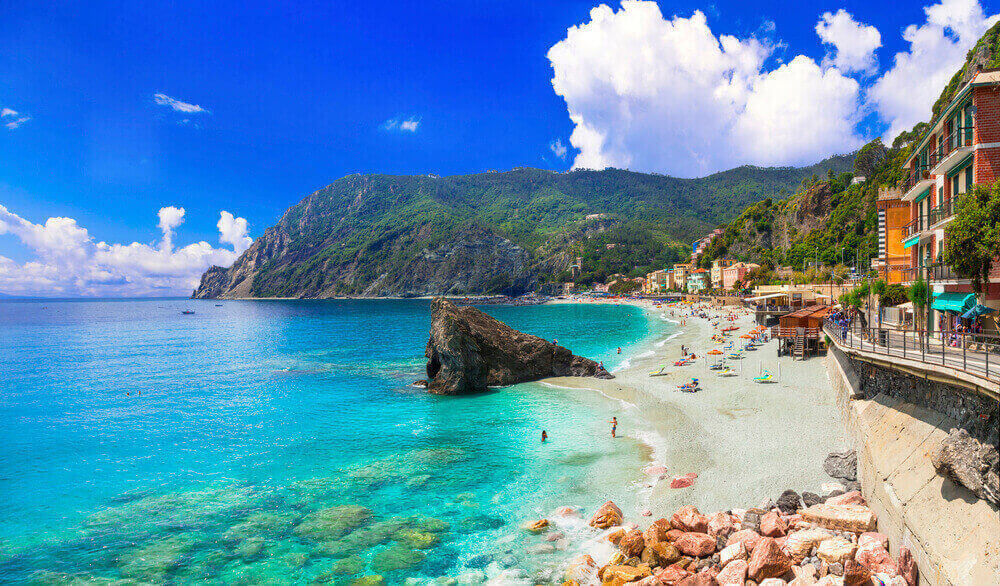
[0,299,671,584]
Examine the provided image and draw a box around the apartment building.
[874,186,912,284]
[710,259,735,289]
[898,67,1000,327]
[642,269,673,295]
[722,262,761,290]
[686,269,709,293]
[673,263,692,291]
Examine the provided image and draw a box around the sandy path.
[544,301,849,516]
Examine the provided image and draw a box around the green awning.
[903,236,920,249]
[932,292,976,313]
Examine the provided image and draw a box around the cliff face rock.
[932,428,1000,505]
[423,297,613,395]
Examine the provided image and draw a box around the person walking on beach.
[610,417,618,438]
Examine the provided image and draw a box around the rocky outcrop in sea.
[423,297,613,395]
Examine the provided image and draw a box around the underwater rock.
[424,297,613,395]
[371,544,426,573]
[118,536,193,581]
[294,505,373,542]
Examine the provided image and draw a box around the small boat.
[181,310,195,315]
[215,304,222,307]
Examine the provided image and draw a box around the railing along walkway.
[823,320,1000,384]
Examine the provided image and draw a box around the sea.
[0,298,676,584]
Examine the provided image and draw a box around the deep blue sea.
[0,298,672,584]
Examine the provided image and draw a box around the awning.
[743,293,789,301]
[903,236,920,249]
[962,304,995,319]
[931,292,976,313]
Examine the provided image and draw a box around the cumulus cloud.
[153,92,210,115]
[868,0,1000,141]
[547,1,864,177]
[549,138,568,159]
[217,211,253,253]
[382,117,420,132]
[816,9,882,75]
[2,106,31,130]
[0,205,252,297]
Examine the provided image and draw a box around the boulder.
[602,563,652,583]
[645,518,674,546]
[759,511,787,537]
[674,532,716,557]
[655,565,694,585]
[564,554,598,584]
[671,506,710,533]
[642,542,682,567]
[800,504,876,533]
[816,537,856,565]
[759,579,787,586]
[776,490,802,515]
[718,542,747,567]
[521,519,549,533]
[784,528,834,563]
[841,559,870,586]
[726,529,762,552]
[677,570,720,586]
[620,529,647,558]
[801,492,825,507]
[424,298,613,395]
[742,508,766,533]
[897,547,918,586]
[931,428,1000,505]
[790,563,819,586]
[824,491,865,506]
[715,559,747,585]
[707,512,735,538]
[823,450,857,482]
[670,475,696,489]
[590,501,624,529]
[747,537,792,581]
[855,533,895,574]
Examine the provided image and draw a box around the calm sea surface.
[0,298,672,584]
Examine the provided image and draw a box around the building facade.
[874,186,912,284]
[673,263,692,291]
[710,259,735,289]
[687,270,708,293]
[722,262,760,290]
[898,68,1000,329]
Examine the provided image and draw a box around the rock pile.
[528,490,918,586]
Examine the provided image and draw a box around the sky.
[1,0,998,297]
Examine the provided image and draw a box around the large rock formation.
[931,428,1000,505]
[423,298,613,395]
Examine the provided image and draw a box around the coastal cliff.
[423,297,612,395]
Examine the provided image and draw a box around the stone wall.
[845,355,999,448]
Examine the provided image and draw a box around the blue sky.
[1,0,998,296]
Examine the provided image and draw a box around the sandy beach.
[544,297,849,517]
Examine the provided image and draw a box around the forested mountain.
[193,156,851,298]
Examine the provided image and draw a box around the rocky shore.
[519,487,916,586]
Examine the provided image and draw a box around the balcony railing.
[902,262,962,282]
[928,193,965,226]
[898,166,930,195]
[901,210,932,238]
[824,320,999,383]
[936,125,974,160]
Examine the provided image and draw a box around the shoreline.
[540,299,850,519]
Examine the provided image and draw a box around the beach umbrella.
[740,334,753,339]
[707,349,722,355]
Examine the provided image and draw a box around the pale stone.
[816,537,857,565]
[800,504,876,533]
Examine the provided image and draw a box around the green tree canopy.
[943,182,1000,293]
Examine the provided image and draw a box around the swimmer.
[541,430,548,442]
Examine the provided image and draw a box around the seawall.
[824,345,1000,585]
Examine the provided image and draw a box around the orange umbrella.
[739,334,753,339]
[707,349,723,355]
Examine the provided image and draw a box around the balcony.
[930,126,974,176]
[928,193,965,228]
[900,211,933,240]
[901,262,962,283]
[899,167,934,201]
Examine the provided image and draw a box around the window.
[952,175,960,197]
[964,164,973,191]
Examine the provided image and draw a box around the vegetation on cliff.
[194,159,851,298]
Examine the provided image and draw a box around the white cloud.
[153,92,210,115]
[868,0,1000,141]
[382,117,420,132]
[547,1,864,176]
[217,210,252,254]
[2,105,31,130]
[549,138,568,159]
[0,205,252,297]
[816,9,882,75]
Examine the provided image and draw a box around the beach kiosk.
[774,305,830,359]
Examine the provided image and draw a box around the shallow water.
[0,298,671,584]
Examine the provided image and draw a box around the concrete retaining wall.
[824,346,1000,585]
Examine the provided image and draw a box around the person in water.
[617,347,621,354]
[541,430,548,442]
[610,417,618,438]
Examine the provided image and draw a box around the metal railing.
[899,167,929,194]
[902,263,962,282]
[935,125,974,161]
[824,320,999,383]
[928,193,965,226]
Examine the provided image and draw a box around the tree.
[853,139,888,179]
[608,280,640,295]
[908,278,932,343]
[943,182,1000,293]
